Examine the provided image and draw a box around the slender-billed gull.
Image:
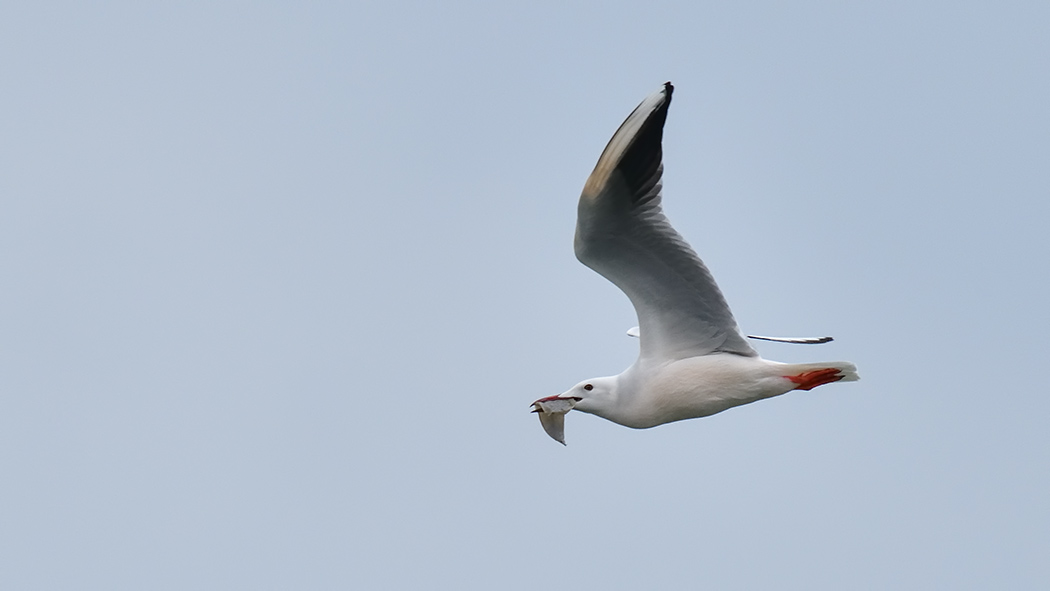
[532,83,859,445]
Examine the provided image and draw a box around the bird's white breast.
[613,354,794,428]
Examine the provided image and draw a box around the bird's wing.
[574,83,756,361]
[746,335,833,344]
[627,327,833,345]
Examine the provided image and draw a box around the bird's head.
[530,377,616,445]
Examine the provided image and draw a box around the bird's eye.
[584,384,593,391]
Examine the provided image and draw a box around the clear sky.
[2,1,1048,589]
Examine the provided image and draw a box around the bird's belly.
[625,355,790,428]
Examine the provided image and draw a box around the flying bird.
[532,83,859,444]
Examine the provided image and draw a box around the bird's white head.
[531,377,618,445]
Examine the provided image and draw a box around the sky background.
[2,1,1048,589]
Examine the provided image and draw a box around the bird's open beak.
[530,396,581,445]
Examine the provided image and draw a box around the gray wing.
[574,82,756,361]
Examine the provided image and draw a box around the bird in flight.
[532,82,858,444]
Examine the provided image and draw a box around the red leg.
[785,368,844,391]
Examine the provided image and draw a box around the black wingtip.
[617,83,672,201]
[581,82,676,205]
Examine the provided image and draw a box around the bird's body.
[570,355,857,430]
[532,82,858,444]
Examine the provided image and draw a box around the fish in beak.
[530,395,581,445]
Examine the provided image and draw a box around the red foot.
[785,368,843,391]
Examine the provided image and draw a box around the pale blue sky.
[2,1,1048,589]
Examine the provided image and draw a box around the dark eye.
[583,384,593,391]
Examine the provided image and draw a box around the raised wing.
[574,83,756,361]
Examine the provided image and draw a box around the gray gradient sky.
[2,1,1048,589]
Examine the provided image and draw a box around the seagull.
[532,82,859,445]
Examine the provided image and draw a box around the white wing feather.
[628,326,833,344]
[576,83,755,361]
